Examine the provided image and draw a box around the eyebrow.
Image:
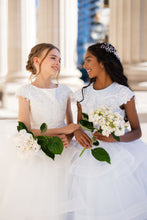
[49,54,61,60]
[85,56,92,60]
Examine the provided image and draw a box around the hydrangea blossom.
[88,106,126,137]
[14,129,40,158]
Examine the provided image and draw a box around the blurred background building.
[77,0,109,82]
[0,0,147,125]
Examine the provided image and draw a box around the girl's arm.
[64,97,74,143]
[93,97,142,142]
[18,96,80,136]
[74,102,92,148]
[120,97,142,141]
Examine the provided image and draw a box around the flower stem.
[79,148,86,157]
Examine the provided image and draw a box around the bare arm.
[74,102,92,148]
[120,97,141,141]
[18,96,80,136]
[93,97,142,142]
[65,97,74,142]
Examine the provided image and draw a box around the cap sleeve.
[118,86,135,106]
[16,85,30,101]
[72,89,83,102]
[59,84,74,101]
[65,85,73,97]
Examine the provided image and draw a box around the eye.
[87,59,91,62]
[51,57,55,60]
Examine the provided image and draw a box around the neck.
[32,75,56,89]
[93,75,113,90]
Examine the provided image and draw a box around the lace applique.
[59,84,73,101]
[116,85,135,106]
[16,84,31,101]
[73,89,83,102]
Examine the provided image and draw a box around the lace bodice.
[16,84,72,129]
[73,82,134,118]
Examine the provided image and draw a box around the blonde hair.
[26,43,60,82]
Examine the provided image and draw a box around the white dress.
[0,84,78,220]
[66,82,147,220]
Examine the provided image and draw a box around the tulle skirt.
[0,120,79,220]
[64,139,147,220]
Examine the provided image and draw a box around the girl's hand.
[58,134,70,147]
[74,130,92,148]
[64,123,81,134]
[93,131,117,143]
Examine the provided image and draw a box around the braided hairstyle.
[26,43,60,81]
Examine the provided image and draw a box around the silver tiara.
[100,43,121,61]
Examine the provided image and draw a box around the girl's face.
[35,48,61,77]
[83,50,104,79]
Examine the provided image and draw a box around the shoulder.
[58,84,73,98]
[73,84,91,102]
[59,84,71,91]
[16,84,32,100]
[114,83,135,104]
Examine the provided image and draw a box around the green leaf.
[17,121,29,132]
[40,123,47,134]
[91,137,99,146]
[82,112,89,120]
[98,128,102,134]
[37,136,55,160]
[17,121,34,137]
[37,136,49,146]
[79,119,94,132]
[47,137,63,155]
[91,147,111,164]
[112,132,120,142]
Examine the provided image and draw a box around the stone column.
[38,0,83,91]
[4,0,36,111]
[20,0,36,76]
[6,0,21,82]
[0,0,8,81]
[0,0,8,107]
[6,0,36,82]
[109,0,147,90]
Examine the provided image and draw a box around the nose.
[83,62,86,69]
[55,59,60,66]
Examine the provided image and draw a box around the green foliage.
[40,123,47,134]
[47,137,63,155]
[82,112,89,120]
[91,137,99,146]
[79,119,94,132]
[91,148,111,164]
[17,121,34,137]
[37,136,55,160]
[112,132,120,142]
[17,122,63,160]
[79,112,111,164]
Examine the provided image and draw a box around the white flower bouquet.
[15,129,41,158]
[79,106,127,164]
[15,122,63,159]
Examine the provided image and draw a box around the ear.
[99,62,104,69]
[33,57,39,65]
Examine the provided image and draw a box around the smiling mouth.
[52,67,58,71]
[86,69,92,74]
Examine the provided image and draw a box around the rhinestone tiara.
[100,42,121,61]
